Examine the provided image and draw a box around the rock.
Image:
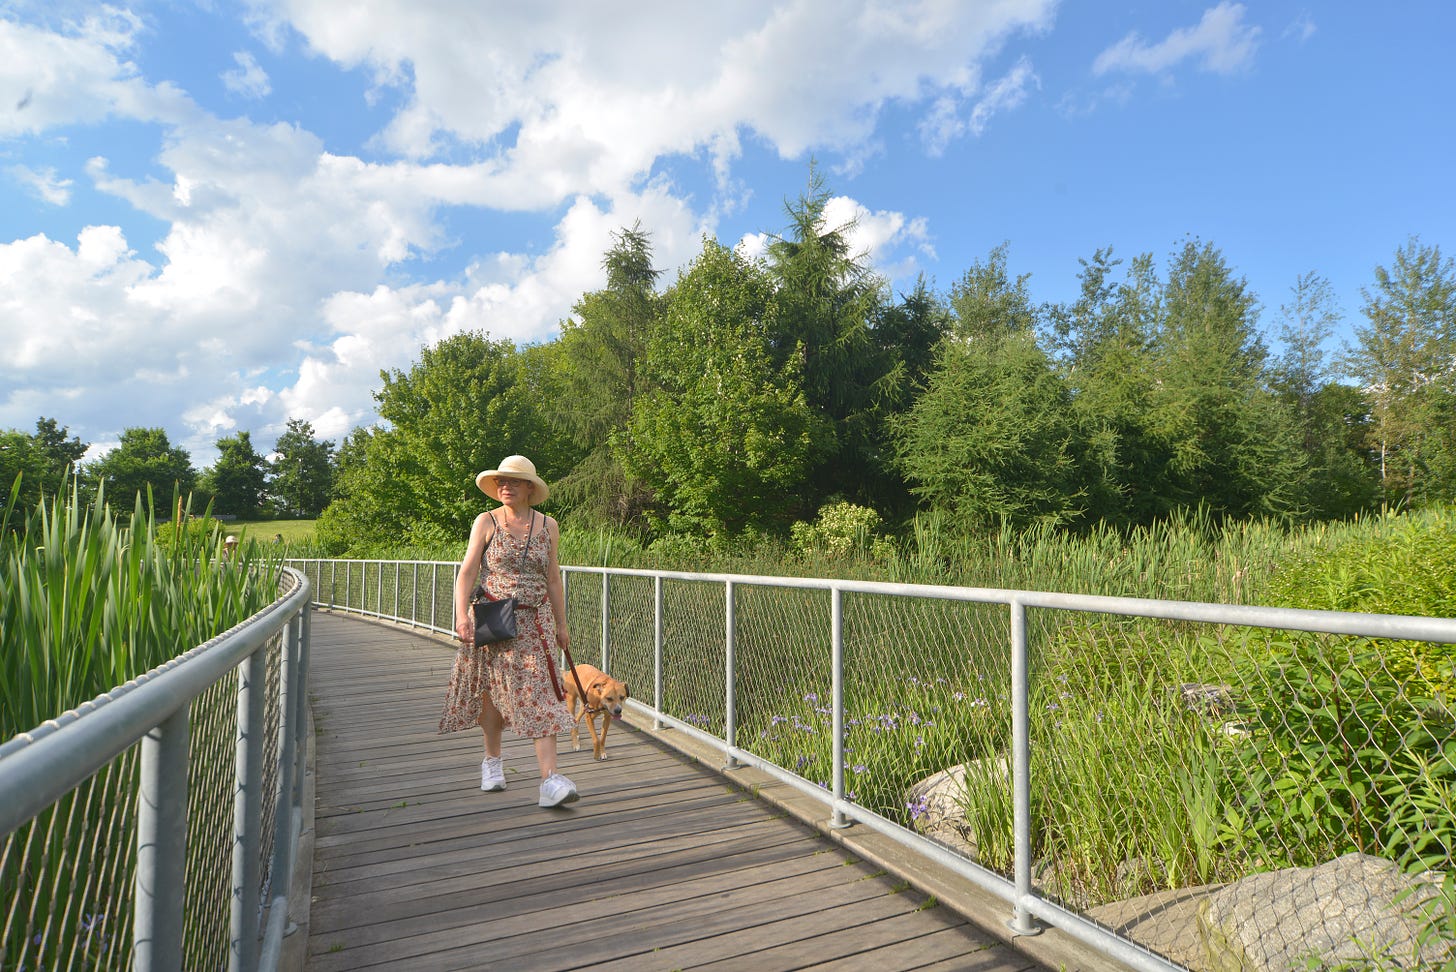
[905,758,1008,860]
[1198,852,1451,971]
[1088,883,1225,971]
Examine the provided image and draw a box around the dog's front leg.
[596,713,611,760]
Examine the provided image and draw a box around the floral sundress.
[437,512,570,739]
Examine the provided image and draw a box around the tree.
[1048,248,1169,526]
[765,165,892,515]
[1147,240,1303,521]
[894,246,1087,532]
[550,223,662,526]
[618,238,831,537]
[1270,272,1380,519]
[317,332,571,552]
[0,417,88,510]
[269,419,336,517]
[201,431,268,518]
[1341,237,1456,507]
[86,427,197,512]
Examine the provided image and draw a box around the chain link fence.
[293,559,1456,971]
[1,573,310,972]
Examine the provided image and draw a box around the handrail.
[289,557,1456,972]
[0,567,314,972]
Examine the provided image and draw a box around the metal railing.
[290,557,1456,971]
[0,568,313,972]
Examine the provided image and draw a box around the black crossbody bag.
[471,511,534,644]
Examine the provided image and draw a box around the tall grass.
[1,479,281,741]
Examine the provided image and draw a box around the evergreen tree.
[1147,240,1303,521]
[1342,237,1456,507]
[765,166,891,516]
[894,246,1086,532]
[269,419,336,517]
[201,431,268,518]
[552,223,662,527]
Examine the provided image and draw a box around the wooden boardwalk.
[301,611,1057,972]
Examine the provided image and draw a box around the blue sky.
[2,1,1452,467]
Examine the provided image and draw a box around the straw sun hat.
[475,455,549,503]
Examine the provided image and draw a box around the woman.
[438,455,578,808]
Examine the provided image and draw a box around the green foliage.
[620,238,832,538]
[269,418,336,517]
[200,429,267,518]
[790,501,890,562]
[1344,236,1456,508]
[85,426,197,515]
[551,223,662,526]
[895,324,1086,533]
[0,482,280,740]
[320,331,576,553]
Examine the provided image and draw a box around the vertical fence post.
[724,580,738,770]
[411,563,419,626]
[431,563,440,631]
[135,706,190,972]
[1009,596,1042,937]
[653,574,664,731]
[600,573,611,671]
[231,647,268,970]
[830,586,850,829]
[393,563,400,621]
[375,561,383,618]
[268,618,300,937]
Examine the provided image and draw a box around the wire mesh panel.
[298,560,1456,969]
[1,746,141,971]
[656,578,729,735]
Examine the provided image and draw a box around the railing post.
[830,586,849,828]
[231,647,268,970]
[1009,597,1042,936]
[411,563,419,626]
[135,706,190,972]
[393,562,401,621]
[268,616,300,940]
[375,561,382,617]
[724,580,738,770]
[600,573,611,671]
[653,574,664,731]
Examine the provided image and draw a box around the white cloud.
[256,0,1057,196]
[920,56,1039,154]
[8,163,73,204]
[1093,3,1260,78]
[0,8,198,136]
[4,1,1059,462]
[222,51,271,99]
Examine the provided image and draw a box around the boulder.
[1198,852,1451,971]
[905,758,1008,860]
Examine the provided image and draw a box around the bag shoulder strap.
[480,510,535,593]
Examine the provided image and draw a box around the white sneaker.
[480,756,506,792]
[538,773,579,807]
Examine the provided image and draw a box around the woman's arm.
[544,514,571,650]
[454,512,493,643]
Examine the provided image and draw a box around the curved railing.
[290,557,1456,972]
[0,568,313,972]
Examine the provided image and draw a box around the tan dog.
[564,663,630,760]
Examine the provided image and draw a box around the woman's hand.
[456,617,474,645]
[555,625,571,651]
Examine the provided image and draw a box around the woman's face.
[496,477,530,503]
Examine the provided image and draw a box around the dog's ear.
[623,683,631,699]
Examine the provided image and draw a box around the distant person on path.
[222,534,239,559]
[438,455,578,808]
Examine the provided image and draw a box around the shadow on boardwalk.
[301,611,1066,972]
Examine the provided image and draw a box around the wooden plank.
[303,611,1051,972]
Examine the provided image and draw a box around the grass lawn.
[224,518,317,545]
